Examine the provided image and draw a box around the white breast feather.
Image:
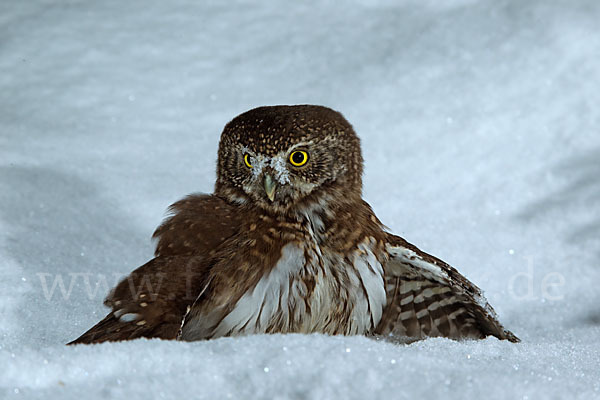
[354,238,387,326]
[212,238,386,338]
[212,243,304,337]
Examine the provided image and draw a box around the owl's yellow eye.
[244,154,253,168]
[289,150,309,167]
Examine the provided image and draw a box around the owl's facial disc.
[239,145,320,211]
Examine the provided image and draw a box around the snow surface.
[2,0,600,398]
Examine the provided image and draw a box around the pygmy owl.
[70,105,518,344]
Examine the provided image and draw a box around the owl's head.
[215,105,363,215]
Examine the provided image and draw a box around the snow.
[1,0,600,398]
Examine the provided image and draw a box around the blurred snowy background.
[1,0,599,398]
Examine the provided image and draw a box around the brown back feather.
[153,194,243,257]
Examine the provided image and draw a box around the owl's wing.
[69,194,243,345]
[153,194,243,257]
[176,231,276,342]
[376,234,519,342]
[68,255,210,344]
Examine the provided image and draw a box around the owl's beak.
[264,174,277,202]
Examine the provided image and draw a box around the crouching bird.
[69,105,519,344]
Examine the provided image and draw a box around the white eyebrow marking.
[270,156,290,184]
[252,157,267,178]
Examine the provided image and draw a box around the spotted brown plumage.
[69,105,519,345]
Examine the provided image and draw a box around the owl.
[69,105,519,344]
